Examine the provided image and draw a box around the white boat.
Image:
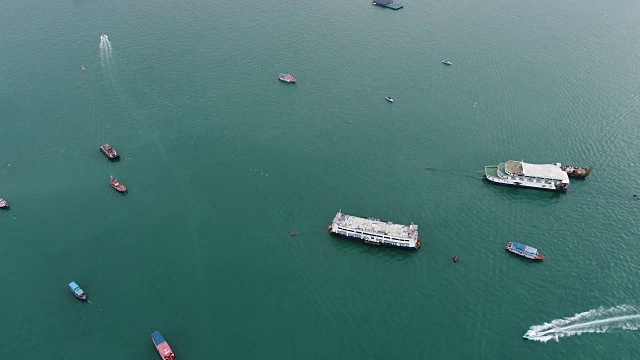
[328,210,420,249]
[385,96,393,103]
[442,60,452,65]
[485,160,569,191]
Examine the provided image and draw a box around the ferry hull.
[329,231,419,250]
[484,175,567,192]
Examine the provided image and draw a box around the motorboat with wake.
[110,176,127,193]
[68,281,87,300]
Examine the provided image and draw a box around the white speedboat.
[385,95,393,103]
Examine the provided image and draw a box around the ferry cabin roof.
[512,242,537,254]
[505,161,569,183]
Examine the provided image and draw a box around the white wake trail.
[526,305,640,342]
[99,34,113,67]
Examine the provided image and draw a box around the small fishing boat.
[554,163,593,178]
[81,65,86,71]
[151,331,176,360]
[68,281,87,300]
[0,198,9,209]
[100,143,119,160]
[110,176,127,193]
[442,60,452,65]
[278,73,296,83]
[385,95,393,103]
[505,242,544,260]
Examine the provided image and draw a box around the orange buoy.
[452,256,459,263]
[290,232,295,236]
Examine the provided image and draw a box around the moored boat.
[554,163,593,178]
[385,95,394,102]
[485,160,569,191]
[100,143,119,160]
[0,198,9,209]
[442,60,452,65]
[110,176,127,193]
[328,210,420,250]
[151,331,176,360]
[505,242,544,260]
[278,73,296,83]
[68,281,87,300]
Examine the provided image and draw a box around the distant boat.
[81,65,86,71]
[100,143,120,160]
[385,95,394,103]
[110,176,127,193]
[68,281,87,300]
[505,242,544,260]
[0,198,9,209]
[151,331,176,360]
[442,60,452,65]
[278,73,296,83]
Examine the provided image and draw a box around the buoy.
[290,232,295,236]
[452,256,459,263]
[81,65,86,71]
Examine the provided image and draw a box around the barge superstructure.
[485,160,569,191]
[328,210,420,249]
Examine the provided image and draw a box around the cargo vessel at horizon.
[328,210,420,249]
[485,160,569,191]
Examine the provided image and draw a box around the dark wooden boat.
[557,164,594,178]
[110,176,127,193]
[100,143,120,160]
[0,198,9,209]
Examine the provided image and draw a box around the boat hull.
[100,144,119,160]
[329,231,420,250]
[151,331,175,360]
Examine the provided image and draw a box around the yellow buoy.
[81,65,86,71]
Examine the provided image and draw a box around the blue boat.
[68,281,87,300]
[505,242,545,260]
[151,331,175,360]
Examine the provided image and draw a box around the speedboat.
[0,198,8,209]
[68,281,87,300]
[385,96,393,103]
[151,331,176,360]
[278,73,296,83]
[100,143,120,160]
[442,60,452,65]
[110,176,127,193]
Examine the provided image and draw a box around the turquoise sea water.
[1,0,640,358]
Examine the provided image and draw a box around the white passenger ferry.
[328,211,420,249]
[485,160,569,191]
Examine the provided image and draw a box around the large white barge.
[328,210,420,250]
[485,160,569,191]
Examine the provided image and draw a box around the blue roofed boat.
[505,242,545,260]
[68,281,87,300]
[151,331,175,360]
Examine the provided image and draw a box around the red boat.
[100,143,120,160]
[151,331,175,360]
[110,176,127,192]
[0,198,8,209]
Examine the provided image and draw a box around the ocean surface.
[1,0,640,358]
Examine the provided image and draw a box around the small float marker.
[452,256,459,263]
[290,232,295,237]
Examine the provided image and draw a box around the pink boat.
[151,331,175,360]
[0,198,8,209]
[278,73,296,83]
